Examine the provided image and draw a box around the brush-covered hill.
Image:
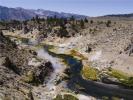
[104,13,133,18]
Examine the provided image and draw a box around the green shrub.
[90,20,93,24]
[106,20,111,27]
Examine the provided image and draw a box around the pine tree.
[70,16,75,21]
[84,18,88,23]
[35,15,40,23]
[58,24,68,37]
[31,17,35,21]
[80,19,85,28]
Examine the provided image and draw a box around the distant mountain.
[0,5,87,21]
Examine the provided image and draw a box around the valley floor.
[1,19,133,100]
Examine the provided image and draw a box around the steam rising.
[37,48,66,94]
[37,49,63,73]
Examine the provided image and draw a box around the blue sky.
[0,0,132,16]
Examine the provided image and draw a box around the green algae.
[107,68,133,87]
[53,94,78,100]
[81,66,99,81]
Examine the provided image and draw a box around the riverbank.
[44,45,133,100]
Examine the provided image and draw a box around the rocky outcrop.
[36,61,54,84]
[23,61,54,85]
[0,57,20,74]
